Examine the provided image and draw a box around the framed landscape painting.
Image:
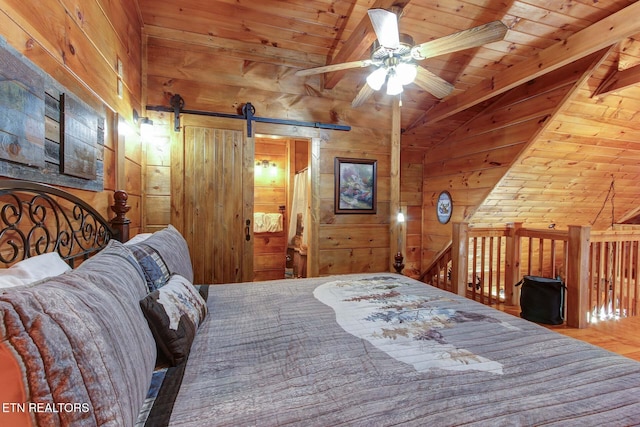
[334,157,377,214]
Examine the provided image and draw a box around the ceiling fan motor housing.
[371,34,414,59]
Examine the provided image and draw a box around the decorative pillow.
[0,341,30,427]
[0,252,71,289]
[140,274,208,366]
[128,244,171,292]
[137,225,194,283]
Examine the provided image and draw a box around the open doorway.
[253,136,310,281]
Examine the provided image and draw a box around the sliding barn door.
[180,117,253,284]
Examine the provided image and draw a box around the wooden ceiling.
[138,0,638,129]
[138,0,640,230]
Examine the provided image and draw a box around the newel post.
[110,189,131,243]
[567,225,591,329]
[505,222,522,306]
[451,222,469,296]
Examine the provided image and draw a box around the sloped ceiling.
[471,46,640,230]
[138,0,640,230]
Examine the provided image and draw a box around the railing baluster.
[631,242,640,316]
[538,238,544,276]
[611,242,620,316]
[488,236,494,304]
[589,242,598,319]
[623,241,631,317]
[480,236,486,302]
[527,237,533,276]
[550,240,556,278]
[598,242,605,318]
[496,236,502,302]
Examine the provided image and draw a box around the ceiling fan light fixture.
[386,72,404,96]
[366,67,387,91]
[396,62,418,85]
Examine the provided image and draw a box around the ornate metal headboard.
[0,180,129,267]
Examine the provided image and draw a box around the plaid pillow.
[129,244,171,292]
[142,225,194,283]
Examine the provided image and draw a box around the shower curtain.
[288,168,309,249]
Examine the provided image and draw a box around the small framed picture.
[436,191,453,224]
[334,157,377,214]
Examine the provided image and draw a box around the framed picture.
[436,191,453,224]
[334,157,377,214]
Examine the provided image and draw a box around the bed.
[2,181,640,426]
[145,274,640,426]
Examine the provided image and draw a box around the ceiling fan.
[295,8,508,107]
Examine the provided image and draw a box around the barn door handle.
[245,219,251,241]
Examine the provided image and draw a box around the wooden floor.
[497,305,640,362]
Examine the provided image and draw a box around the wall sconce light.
[118,119,134,137]
[255,159,277,177]
[140,117,154,139]
[133,109,154,138]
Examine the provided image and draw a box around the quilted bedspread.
[159,273,640,426]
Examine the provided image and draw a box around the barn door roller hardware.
[146,94,351,136]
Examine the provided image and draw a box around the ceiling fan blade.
[295,60,374,77]
[415,20,508,59]
[413,66,454,99]
[352,83,376,108]
[368,9,400,49]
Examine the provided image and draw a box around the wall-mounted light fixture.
[255,159,277,177]
[133,109,154,138]
[133,109,153,126]
[140,117,154,139]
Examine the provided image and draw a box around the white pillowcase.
[0,252,71,289]
[124,233,153,246]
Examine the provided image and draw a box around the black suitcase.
[515,275,566,325]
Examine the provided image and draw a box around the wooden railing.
[465,227,511,306]
[456,223,589,327]
[421,222,640,328]
[420,242,453,292]
[589,231,640,321]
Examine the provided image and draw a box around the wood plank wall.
[145,34,395,277]
[143,116,172,233]
[0,0,143,234]
[406,57,594,272]
[400,149,423,278]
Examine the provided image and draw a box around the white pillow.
[124,233,153,246]
[0,252,71,289]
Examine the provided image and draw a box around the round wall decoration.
[436,191,452,224]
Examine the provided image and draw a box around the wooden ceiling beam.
[406,1,640,132]
[594,62,640,97]
[324,0,410,89]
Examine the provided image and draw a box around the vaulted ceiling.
[138,0,640,230]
